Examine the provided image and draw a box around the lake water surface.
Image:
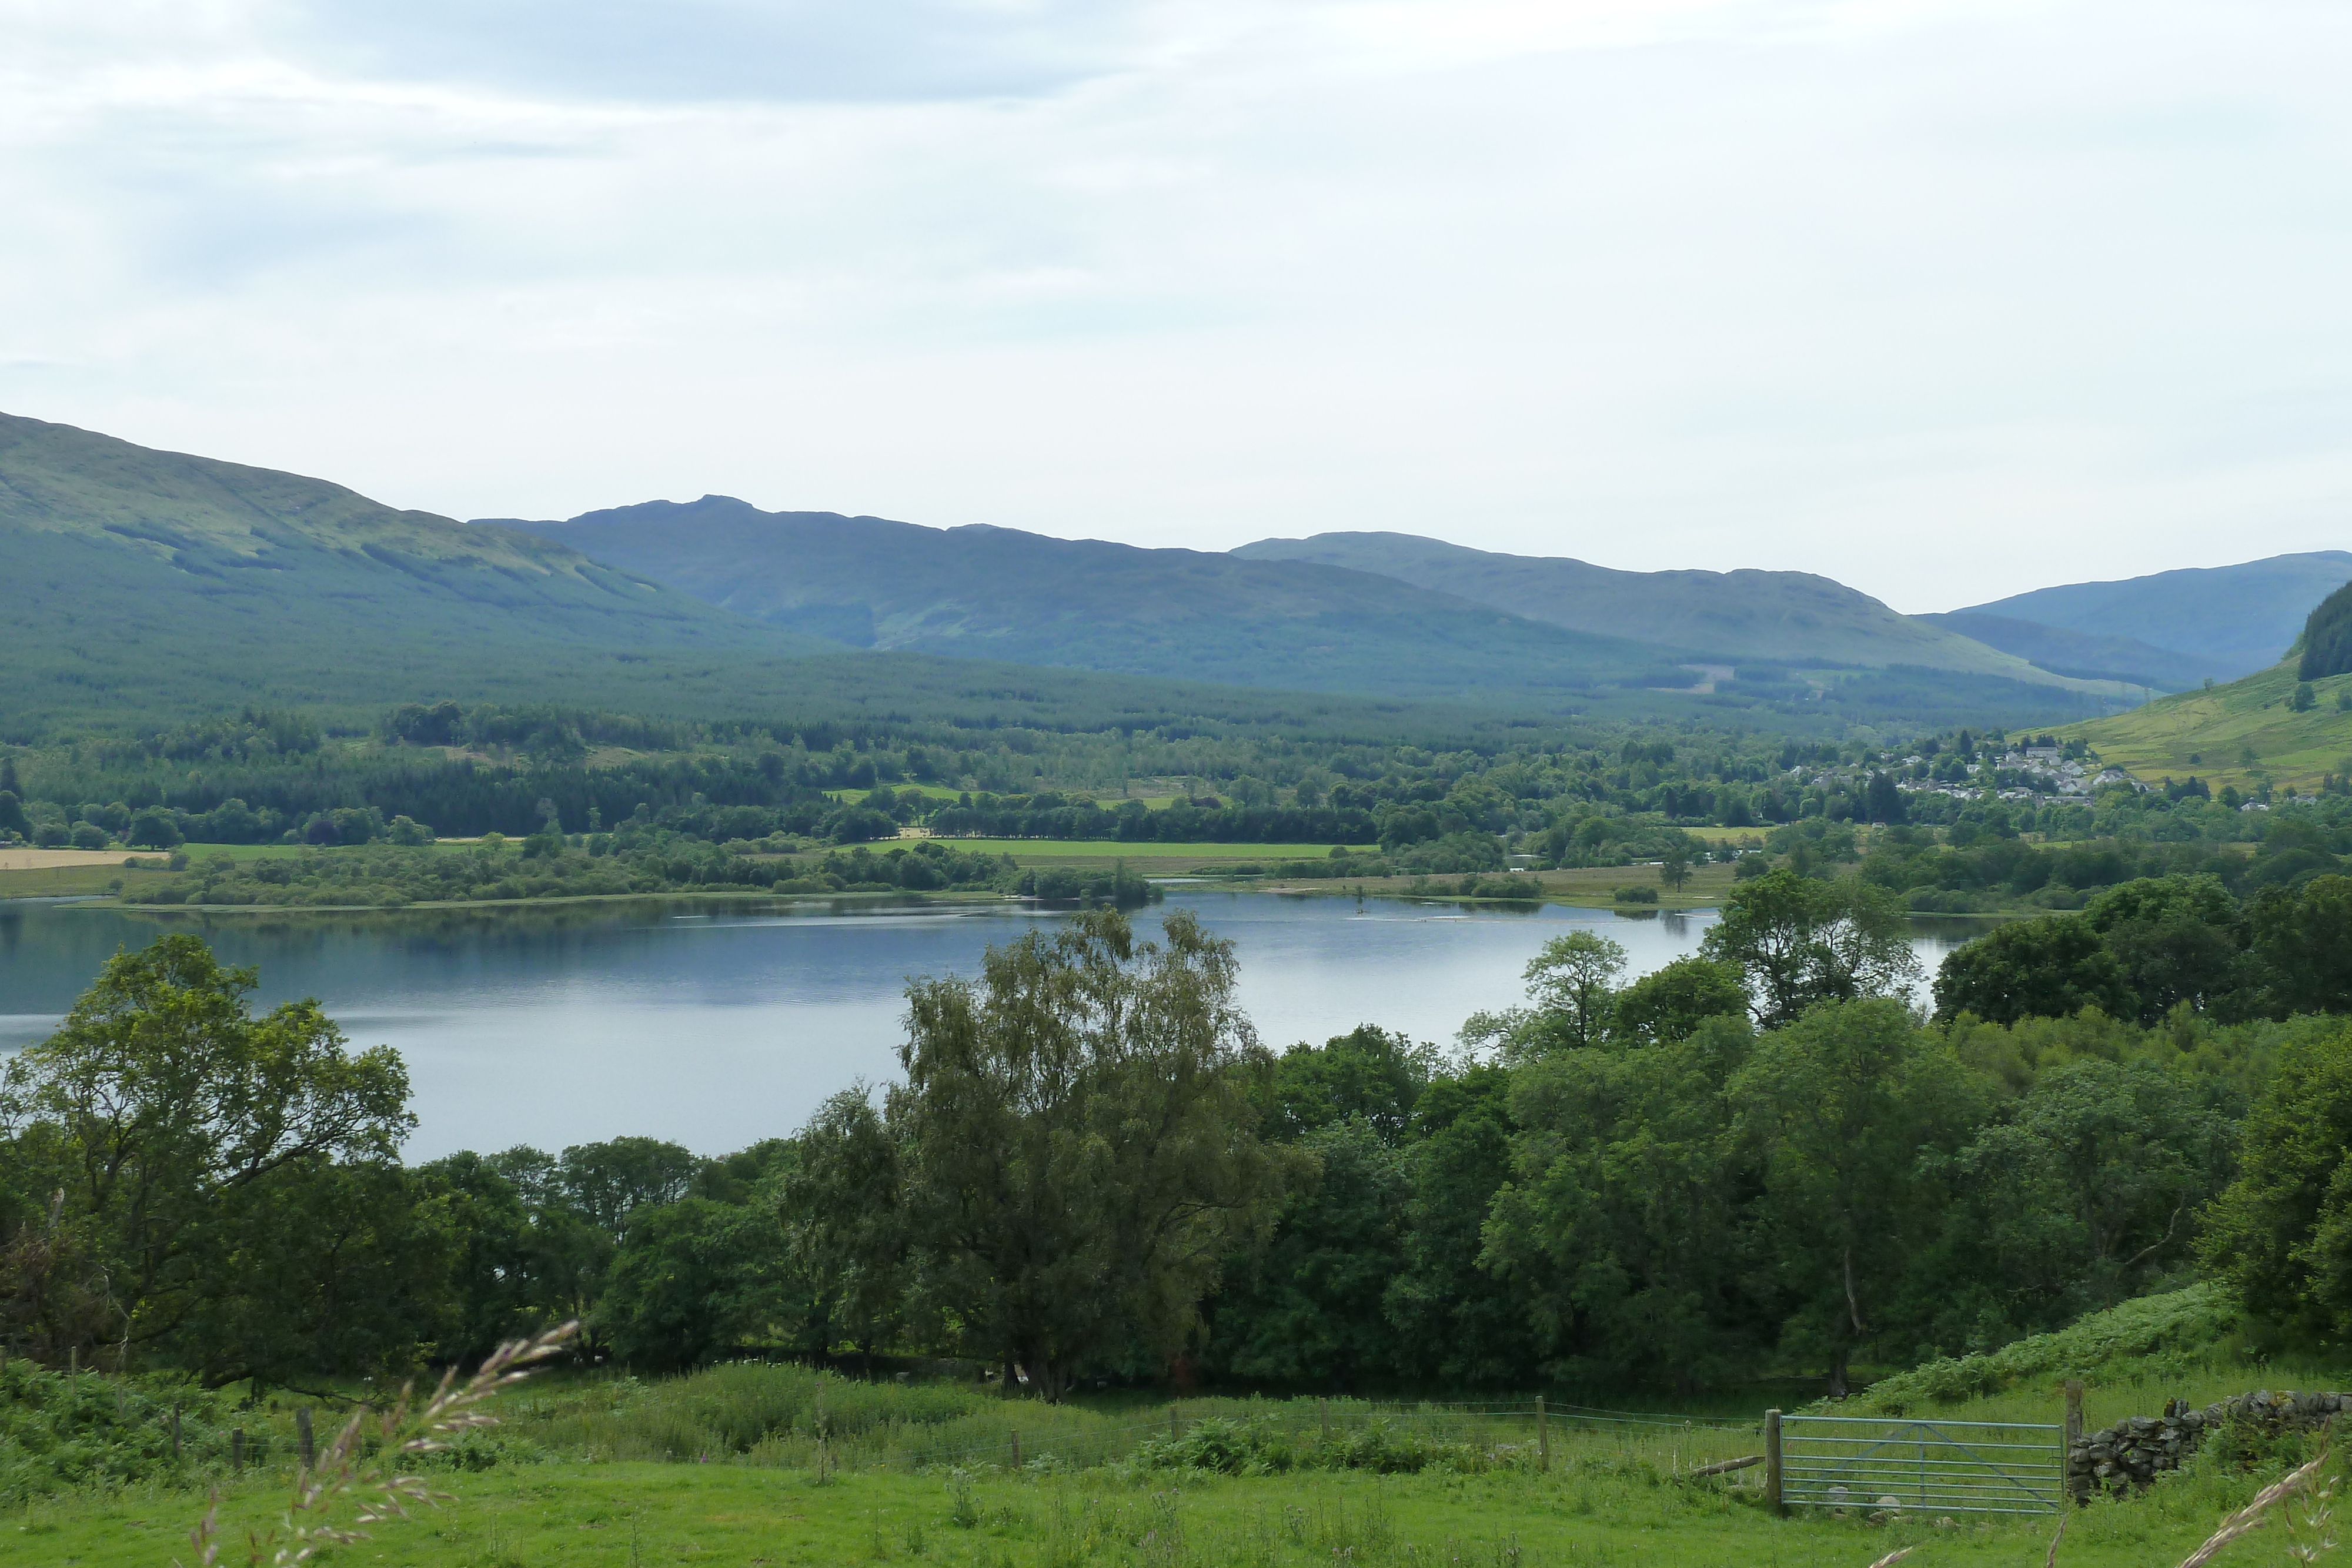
[0,891,1982,1158]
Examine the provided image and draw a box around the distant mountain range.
[7,407,2340,743]
[505,497,1703,701]
[506,502,2127,707]
[1238,533,2348,696]
[0,413,1432,743]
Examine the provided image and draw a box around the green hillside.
[2061,658,2352,792]
[503,497,1675,699]
[1231,529,2093,686]
[1959,550,2352,680]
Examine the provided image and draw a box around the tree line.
[8,872,2352,1399]
[20,699,2333,870]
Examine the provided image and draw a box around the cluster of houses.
[1783,744,2143,808]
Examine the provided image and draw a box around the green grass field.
[17,1289,2349,1568]
[0,841,470,902]
[32,1274,2348,1568]
[924,840,1341,867]
[24,1405,2327,1568]
[828,785,970,803]
[1258,861,1740,910]
[0,862,180,899]
[8,1461,2197,1568]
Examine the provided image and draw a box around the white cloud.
[1,0,2347,609]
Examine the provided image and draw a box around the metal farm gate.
[1770,1413,2066,1516]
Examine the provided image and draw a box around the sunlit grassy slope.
[2060,659,2352,791]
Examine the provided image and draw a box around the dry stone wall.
[2070,1390,2351,1496]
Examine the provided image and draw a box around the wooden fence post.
[231,1428,245,1472]
[1763,1410,1783,1514]
[297,1406,315,1470]
[1170,1403,1180,1442]
[1010,1430,1021,1470]
[2064,1380,2086,1503]
[171,1404,182,1459]
[1537,1395,1549,1473]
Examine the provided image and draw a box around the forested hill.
[1230,530,2071,683]
[496,497,1673,699]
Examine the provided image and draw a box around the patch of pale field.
[0,848,138,871]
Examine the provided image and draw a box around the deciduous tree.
[0,935,415,1378]
[1700,871,1920,1028]
[1729,999,1980,1395]
[888,909,1281,1400]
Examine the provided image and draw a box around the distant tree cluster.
[1933,873,2352,1025]
[118,837,1153,911]
[7,698,2344,888]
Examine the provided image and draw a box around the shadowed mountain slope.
[1231,530,2076,684]
[1956,553,2352,682]
[1916,612,2215,693]
[500,497,1673,698]
[7,413,1615,745]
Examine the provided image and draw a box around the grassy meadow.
[1256,860,1742,910]
[923,839,1340,869]
[0,840,466,903]
[22,1352,2348,1568]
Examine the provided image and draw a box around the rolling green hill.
[500,497,1676,699]
[1957,551,2352,681]
[2060,658,2352,793]
[1231,530,2092,686]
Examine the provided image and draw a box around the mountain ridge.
[498,496,1683,700]
[1955,551,2352,680]
[1231,529,2086,684]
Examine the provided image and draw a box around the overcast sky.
[4,0,2347,610]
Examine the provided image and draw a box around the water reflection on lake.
[0,891,1986,1159]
